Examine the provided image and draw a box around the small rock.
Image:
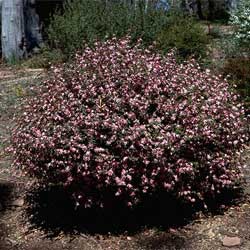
[244,185,250,196]
[12,198,24,207]
[127,236,132,241]
[207,229,215,239]
[222,236,241,247]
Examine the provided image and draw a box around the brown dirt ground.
[0,66,250,250]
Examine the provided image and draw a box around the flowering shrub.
[11,37,248,208]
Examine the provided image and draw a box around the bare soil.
[0,66,250,250]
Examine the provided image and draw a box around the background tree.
[1,0,25,61]
[1,0,42,62]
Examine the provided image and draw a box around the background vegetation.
[46,0,208,61]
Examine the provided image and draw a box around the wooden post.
[1,0,26,61]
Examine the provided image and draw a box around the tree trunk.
[208,0,215,20]
[181,0,197,16]
[145,0,149,12]
[24,0,43,51]
[196,0,204,19]
[1,0,25,61]
[226,0,238,10]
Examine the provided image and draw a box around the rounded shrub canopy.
[12,37,248,208]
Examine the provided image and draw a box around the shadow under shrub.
[25,184,195,234]
[0,183,14,213]
[11,37,248,212]
[25,183,243,235]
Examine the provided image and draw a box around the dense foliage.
[47,0,208,60]
[12,38,248,208]
[156,13,208,60]
[222,56,250,113]
[230,0,250,48]
[218,0,250,113]
[47,0,168,56]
